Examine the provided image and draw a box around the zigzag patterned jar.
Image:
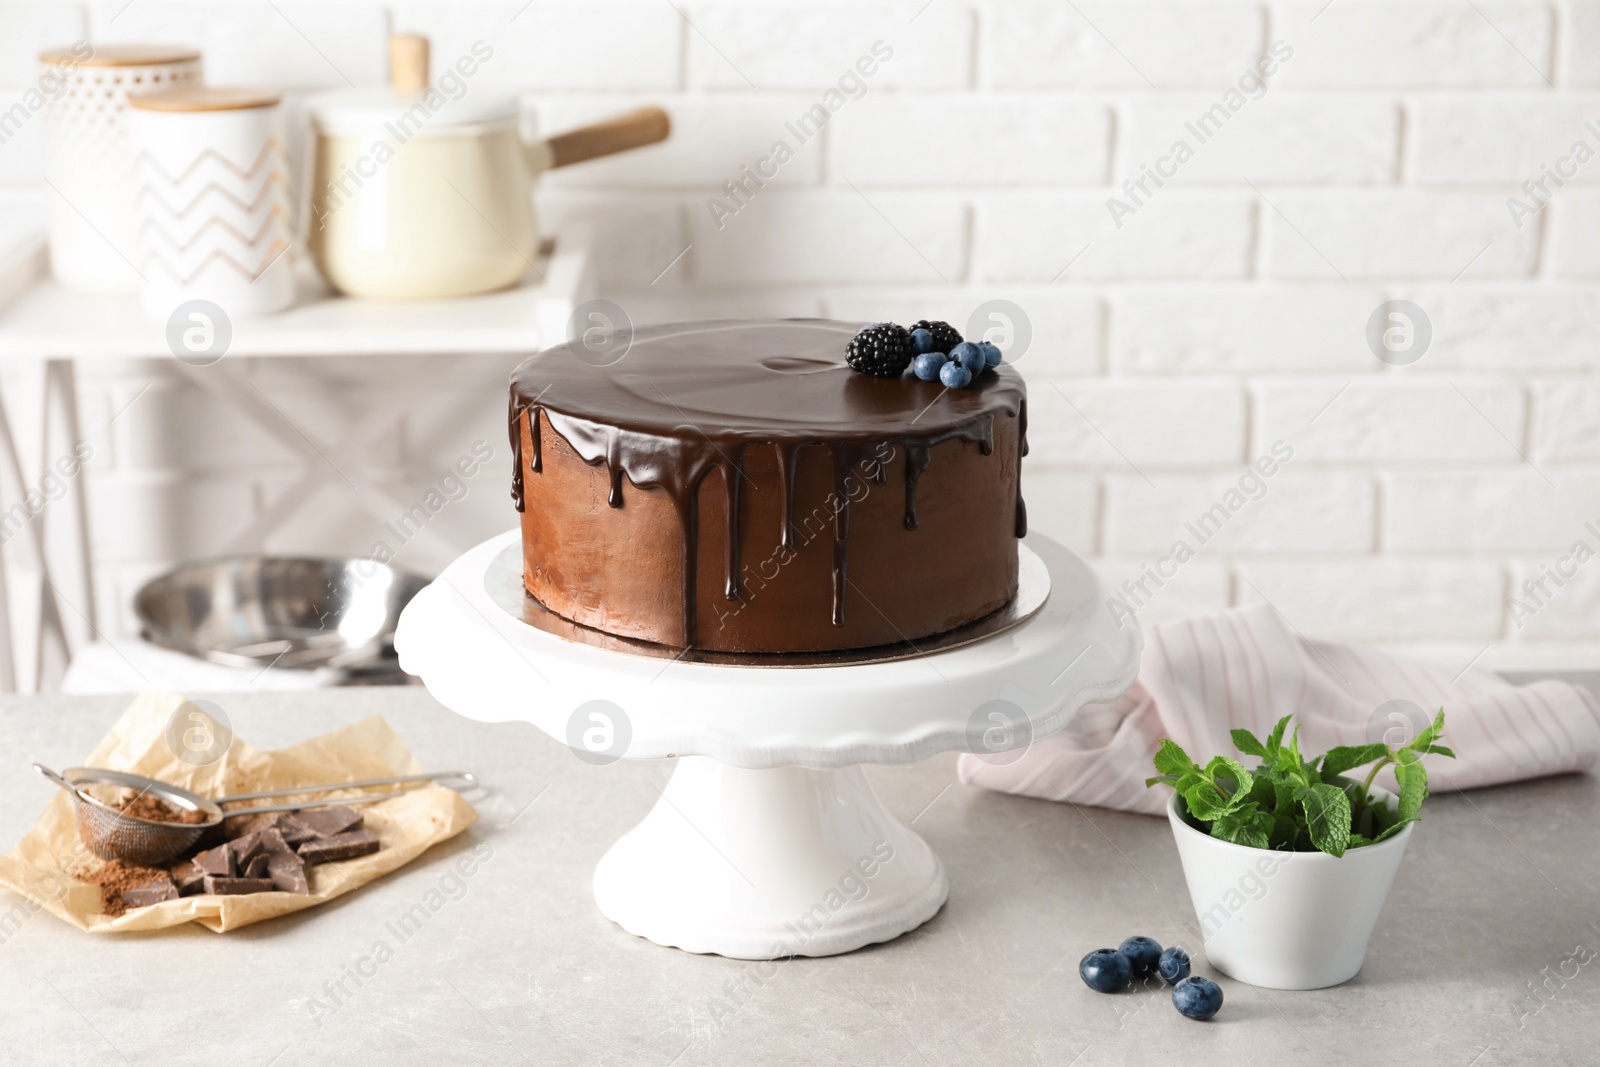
[38,44,202,293]
[127,87,295,322]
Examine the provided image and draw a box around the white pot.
[305,35,668,300]
[1166,788,1413,990]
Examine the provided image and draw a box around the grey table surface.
[1,688,1596,1067]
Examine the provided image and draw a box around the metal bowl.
[135,556,428,683]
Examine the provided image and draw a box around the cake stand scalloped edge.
[395,530,1142,958]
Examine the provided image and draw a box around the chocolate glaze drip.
[777,442,802,551]
[509,394,531,511]
[828,445,853,626]
[903,445,930,530]
[509,319,1026,647]
[723,446,745,601]
[1015,398,1029,537]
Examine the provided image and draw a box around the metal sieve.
[34,764,476,867]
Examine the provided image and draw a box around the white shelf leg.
[592,757,948,959]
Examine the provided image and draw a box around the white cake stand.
[395,530,1141,959]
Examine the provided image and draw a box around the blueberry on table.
[938,360,972,389]
[1079,948,1133,993]
[1158,946,1191,985]
[1171,976,1223,1020]
[908,328,936,355]
[912,352,948,382]
[1118,935,1162,977]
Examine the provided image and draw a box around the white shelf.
[0,224,594,692]
[0,226,594,360]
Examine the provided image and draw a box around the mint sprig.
[1147,710,1453,856]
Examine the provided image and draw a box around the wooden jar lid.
[38,44,201,67]
[127,87,282,113]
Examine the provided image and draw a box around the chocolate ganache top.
[509,318,1029,643]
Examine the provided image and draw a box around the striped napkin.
[958,603,1600,814]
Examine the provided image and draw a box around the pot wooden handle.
[544,106,670,169]
[389,34,430,93]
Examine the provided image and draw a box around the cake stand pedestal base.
[396,530,1143,958]
[593,757,947,959]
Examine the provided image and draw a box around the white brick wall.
[2,0,1598,669]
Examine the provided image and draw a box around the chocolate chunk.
[202,875,275,895]
[267,850,309,895]
[171,859,208,897]
[194,844,233,878]
[229,831,264,867]
[228,812,281,838]
[296,829,380,865]
[276,817,318,846]
[120,880,178,908]
[284,806,363,840]
[244,852,270,878]
[258,827,292,855]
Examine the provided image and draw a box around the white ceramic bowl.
[1167,787,1413,989]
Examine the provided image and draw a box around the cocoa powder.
[117,793,207,825]
[86,860,175,918]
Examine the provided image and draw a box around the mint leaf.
[1298,783,1353,857]
[1183,759,1251,822]
[1211,803,1273,850]
[1230,728,1268,758]
[1148,712,1443,855]
[1265,715,1291,755]
[1373,816,1417,843]
[1182,779,1235,820]
[1394,754,1428,822]
[1321,743,1387,777]
[1205,755,1254,795]
[1152,739,1196,778]
[1249,772,1276,807]
[1405,708,1447,753]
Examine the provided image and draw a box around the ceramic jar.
[127,87,295,321]
[38,44,202,292]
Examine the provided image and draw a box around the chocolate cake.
[508,319,1028,654]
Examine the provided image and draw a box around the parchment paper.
[0,691,478,934]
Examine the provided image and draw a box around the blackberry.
[911,319,962,355]
[846,322,913,378]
